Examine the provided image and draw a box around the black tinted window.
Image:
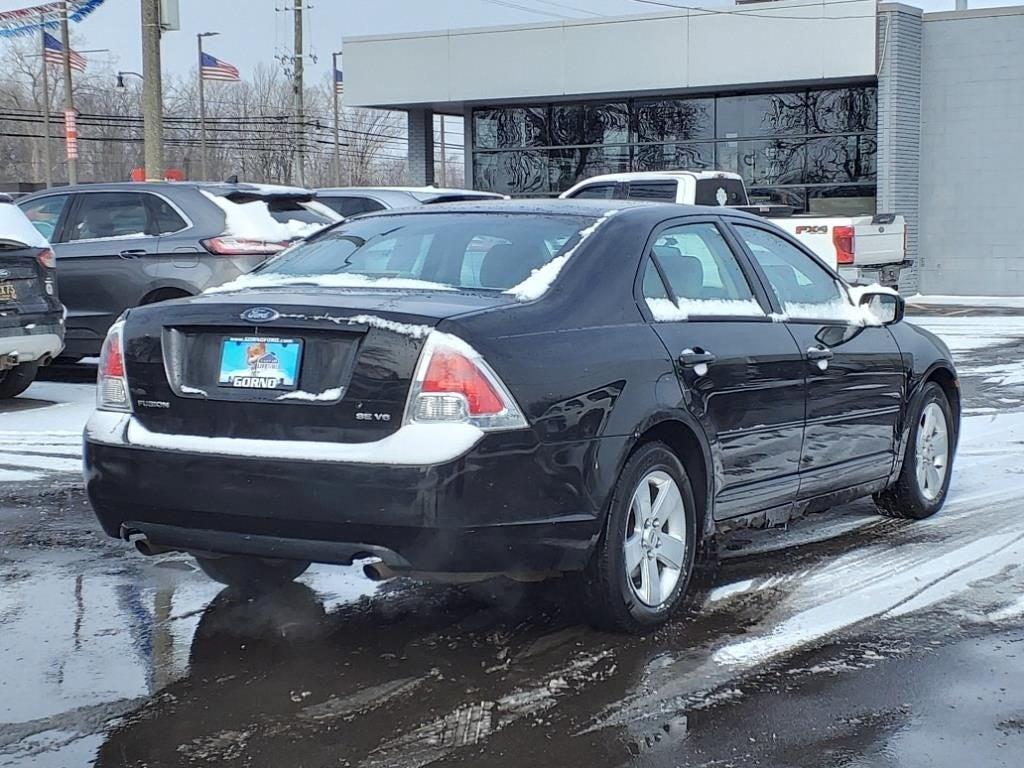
[569,184,617,200]
[694,178,747,207]
[626,181,677,202]
[261,213,599,292]
[320,196,387,217]
[264,198,334,225]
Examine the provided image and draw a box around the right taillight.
[97,322,132,412]
[833,226,855,265]
[404,332,527,431]
[36,248,56,269]
[201,236,288,256]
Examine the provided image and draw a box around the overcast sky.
[1,0,1019,83]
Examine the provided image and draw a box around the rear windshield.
[695,178,748,207]
[258,213,598,291]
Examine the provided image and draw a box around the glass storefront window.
[807,87,877,134]
[715,92,806,139]
[805,136,877,184]
[549,146,631,190]
[634,142,715,172]
[807,185,877,216]
[635,98,714,143]
[719,139,806,186]
[473,107,549,149]
[473,151,550,195]
[550,102,629,146]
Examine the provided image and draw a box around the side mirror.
[857,289,904,325]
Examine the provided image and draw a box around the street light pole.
[332,50,341,186]
[197,32,219,181]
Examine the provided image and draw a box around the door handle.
[807,345,834,365]
[678,348,716,368]
[118,249,147,259]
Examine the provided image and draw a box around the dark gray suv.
[17,182,337,359]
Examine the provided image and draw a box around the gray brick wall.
[407,108,435,187]
[918,7,1024,295]
[877,4,923,295]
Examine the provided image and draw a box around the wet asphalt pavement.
[2,309,1024,767]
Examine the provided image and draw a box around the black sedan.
[83,200,959,633]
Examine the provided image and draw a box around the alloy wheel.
[623,470,687,608]
[915,401,949,502]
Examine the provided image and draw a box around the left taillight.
[97,321,132,412]
[36,248,56,269]
[833,226,855,265]
[404,331,527,432]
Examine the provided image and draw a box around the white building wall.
[343,0,877,109]
[918,6,1024,296]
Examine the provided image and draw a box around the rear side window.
[264,198,335,225]
[19,195,69,241]
[259,213,599,292]
[320,196,387,217]
[695,178,747,207]
[145,194,188,234]
[66,193,149,241]
[569,184,618,200]
[626,181,677,202]
[644,222,763,320]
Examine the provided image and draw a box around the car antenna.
[225,174,239,184]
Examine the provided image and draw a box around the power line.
[630,0,878,20]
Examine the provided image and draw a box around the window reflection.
[550,103,629,146]
[634,142,715,171]
[635,98,714,143]
[716,92,807,138]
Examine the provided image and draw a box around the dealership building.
[344,0,1024,295]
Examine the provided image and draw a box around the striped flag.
[200,51,240,82]
[334,68,344,97]
[43,32,86,72]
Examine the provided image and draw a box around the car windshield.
[257,212,598,291]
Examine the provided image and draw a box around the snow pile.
[206,272,456,294]
[276,387,344,402]
[201,191,325,242]
[506,209,619,302]
[646,296,765,322]
[0,203,49,248]
[124,418,483,465]
[909,294,1024,309]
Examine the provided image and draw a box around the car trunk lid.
[0,246,51,317]
[122,288,508,444]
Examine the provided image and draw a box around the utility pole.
[438,115,447,188]
[60,0,76,185]
[331,50,341,186]
[293,3,305,187]
[140,0,164,181]
[39,10,52,188]
[197,32,219,181]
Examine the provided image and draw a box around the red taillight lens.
[36,248,56,269]
[201,236,288,256]
[833,226,855,265]
[422,348,504,415]
[100,329,125,377]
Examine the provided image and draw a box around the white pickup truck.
[559,171,908,288]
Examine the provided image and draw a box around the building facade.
[344,0,1024,296]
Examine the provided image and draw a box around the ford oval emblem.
[0,269,9,278]
[240,307,279,323]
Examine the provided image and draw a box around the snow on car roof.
[0,202,48,249]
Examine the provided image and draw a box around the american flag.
[334,68,344,97]
[200,51,240,82]
[43,32,86,73]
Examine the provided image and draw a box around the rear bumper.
[84,413,621,574]
[0,319,64,363]
[839,261,910,287]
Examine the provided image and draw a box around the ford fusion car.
[83,200,959,633]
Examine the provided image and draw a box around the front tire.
[875,382,955,519]
[194,554,310,592]
[582,442,697,634]
[0,362,39,399]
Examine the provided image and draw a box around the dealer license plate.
[0,283,16,301]
[218,336,303,391]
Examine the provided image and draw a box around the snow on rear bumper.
[84,411,484,465]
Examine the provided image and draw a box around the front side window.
[256,213,600,293]
[67,193,150,242]
[643,222,763,320]
[19,195,69,241]
[734,224,851,321]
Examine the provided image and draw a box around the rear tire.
[0,362,39,399]
[874,382,955,520]
[581,442,697,634]
[194,554,310,592]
